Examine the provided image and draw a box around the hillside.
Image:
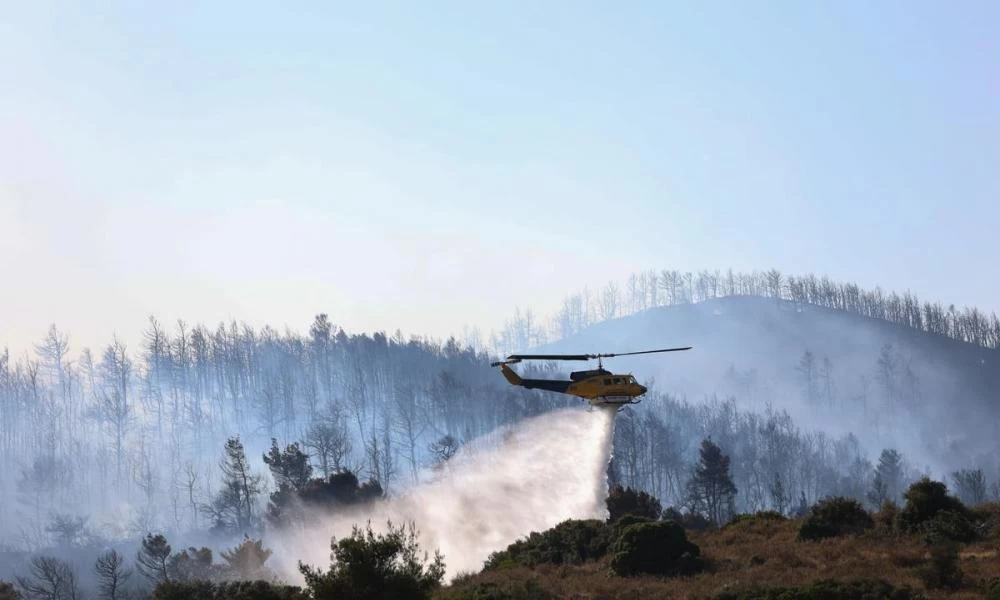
[538,296,1000,475]
[3,296,1000,596]
[438,508,1000,600]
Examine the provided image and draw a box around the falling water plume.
[271,406,618,580]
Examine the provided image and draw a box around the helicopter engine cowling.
[569,368,612,381]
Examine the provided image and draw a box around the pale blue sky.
[2,1,998,354]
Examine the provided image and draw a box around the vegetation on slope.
[4,475,1000,599]
[443,478,1000,600]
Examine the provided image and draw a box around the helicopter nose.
[638,384,648,395]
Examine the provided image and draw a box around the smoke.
[269,406,617,581]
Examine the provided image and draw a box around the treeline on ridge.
[493,267,1000,352]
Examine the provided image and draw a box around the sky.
[1,1,998,356]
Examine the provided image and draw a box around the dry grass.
[437,517,1000,599]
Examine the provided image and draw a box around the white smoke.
[269,406,617,581]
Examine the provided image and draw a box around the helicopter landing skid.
[587,396,643,412]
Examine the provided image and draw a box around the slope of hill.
[439,510,1000,599]
[537,296,1000,475]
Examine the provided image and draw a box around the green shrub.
[983,576,1000,600]
[897,477,967,532]
[609,520,703,577]
[682,512,715,531]
[970,502,1000,539]
[484,519,611,570]
[923,509,979,543]
[153,580,305,600]
[153,580,215,600]
[167,546,217,581]
[875,500,900,531]
[726,511,786,527]
[712,578,915,599]
[919,540,962,590]
[612,514,654,536]
[797,497,874,541]
[300,521,445,600]
[439,580,555,600]
[0,581,21,600]
[606,485,662,523]
[663,507,715,531]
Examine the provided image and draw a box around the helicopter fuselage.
[498,363,647,405]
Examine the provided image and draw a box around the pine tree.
[263,439,313,490]
[206,437,262,535]
[686,439,738,525]
[136,533,172,583]
[874,449,904,503]
[868,471,888,509]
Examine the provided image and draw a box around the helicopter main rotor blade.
[593,347,692,358]
[505,354,592,361]
[500,347,692,362]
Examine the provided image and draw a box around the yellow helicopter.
[490,347,692,407]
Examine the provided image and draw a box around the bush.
[154,580,305,600]
[612,514,654,535]
[221,537,274,580]
[168,547,217,581]
[923,509,979,543]
[971,502,1000,539]
[713,578,915,599]
[875,500,900,531]
[297,471,384,508]
[606,485,662,523]
[919,540,962,590]
[154,580,215,600]
[663,507,715,531]
[983,576,1000,600]
[484,519,611,570]
[439,580,555,600]
[797,497,874,541]
[0,581,20,600]
[609,520,703,577]
[300,521,445,600]
[897,477,967,532]
[662,506,684,521]
[726,511,786,527]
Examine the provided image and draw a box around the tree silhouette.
[686,439,737,525]
[206,437,261,535]
[17,556,78,600]
[136,533,172,583]
[94,549,131,600]
[221,536,273,580]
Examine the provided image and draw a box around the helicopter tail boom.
[498,363,523,385]
[497,364,574,393]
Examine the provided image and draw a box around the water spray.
[270,406,618,580]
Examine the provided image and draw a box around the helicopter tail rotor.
[489,358,523,367]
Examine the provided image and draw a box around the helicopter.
[490,346,692,407]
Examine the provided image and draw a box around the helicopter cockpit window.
[603,378,612,385]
